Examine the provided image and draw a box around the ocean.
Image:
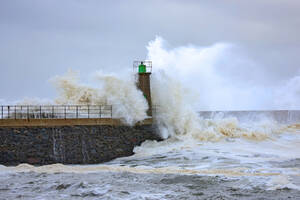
[0,111,299,199]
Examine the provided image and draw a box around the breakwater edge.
[0,123,161,166]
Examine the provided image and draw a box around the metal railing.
[0,105,113,120]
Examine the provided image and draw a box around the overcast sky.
[0,0,299,101]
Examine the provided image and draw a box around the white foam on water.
[267,175,300,190]
[151,70,291,141]
[1,37,300,192]
[147,37,299,141]
[1,129,300,190]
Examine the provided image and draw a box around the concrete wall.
[0,118,153,127]
[0,124,161,166]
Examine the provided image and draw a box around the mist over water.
[275,76,300,109]
[147,36,300,111]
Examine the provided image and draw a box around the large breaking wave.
[3,36,299,140]
[1,37,300,193]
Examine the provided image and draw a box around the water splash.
[146,36,298,140]
[51,70,148,125]
[147,36,300,111]
[151,71,287,141]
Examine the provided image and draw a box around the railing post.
[64,106,66,119]
[52,106,54,119]
[1,106,3,119]
[14,106,16,119]
[111,105,112,118]
[110,105,113,131]
[8,106,10,119]
[27,106,29,120]
[87,105,90,119]
[76,105,78,119]
[99,105,101,118]
[40,106,42,119]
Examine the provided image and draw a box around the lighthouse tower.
[134,61,152,116]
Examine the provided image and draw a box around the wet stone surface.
[0,125,161,165]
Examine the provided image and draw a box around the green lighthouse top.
[133,60,152,74]
[138,62,146,73]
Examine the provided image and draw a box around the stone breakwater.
[0,125,161,166]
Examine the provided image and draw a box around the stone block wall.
[0,125,162,166]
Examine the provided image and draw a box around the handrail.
[0,105,113,120]
[0,104,159,120]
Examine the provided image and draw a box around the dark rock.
[56,184,71,190]
[27,157,40,164]
[0,124,162,166]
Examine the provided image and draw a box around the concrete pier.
[0,122,161,166]
[0,118,153,127]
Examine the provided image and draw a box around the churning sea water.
[1,111,300,200]
[1,34,300,199]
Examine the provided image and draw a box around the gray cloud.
[0,0,299,101]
